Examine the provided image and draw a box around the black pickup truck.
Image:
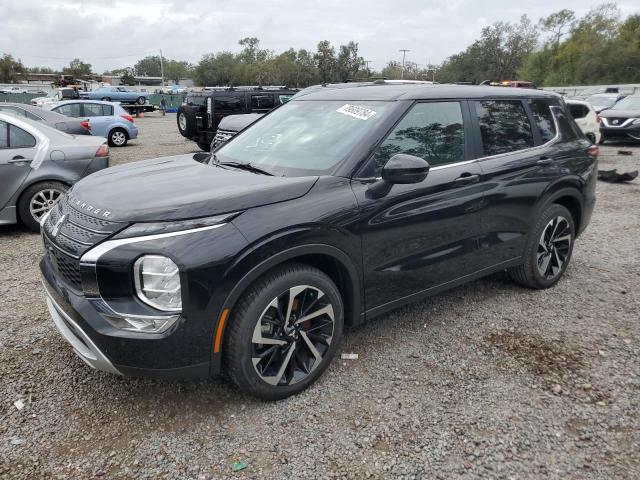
[176,87,297,150]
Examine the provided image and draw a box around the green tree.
[315,40,336,83]
[539,9,576,47]
[134,55,162,77]
[119,68,136,85]
[165,60,191,84]
[336,41,364,82]
[0,54,24,83]
[63,58,92,77]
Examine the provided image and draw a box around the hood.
[218,113,264,132]
[599,109,640,118]
[68,154,318,222]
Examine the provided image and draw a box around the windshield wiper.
[217,161,274,176]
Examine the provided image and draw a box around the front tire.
[508,204,575,289]
[108,128,128,147]
[136,96,146,105]
[18,181,68,231]
[101,97,111,102]
[224,263,344,400]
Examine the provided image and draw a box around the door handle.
[454,174,480,185]
[536,156,553,166]
[8,156,32,164]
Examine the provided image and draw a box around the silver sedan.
[0,113,110,231]
[0,102,91,136]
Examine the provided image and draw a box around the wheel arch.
[537,183,584,235]
[209,244,363,375]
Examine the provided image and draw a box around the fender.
[208,242,363,376]
[532,181,584,233]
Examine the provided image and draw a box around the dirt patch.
[484,330,609,404]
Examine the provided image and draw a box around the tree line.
[1,3,638,87]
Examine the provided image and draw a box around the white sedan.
[566,99,601,144]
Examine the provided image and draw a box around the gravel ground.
[1,113,639,479]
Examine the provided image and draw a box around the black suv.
[177,87,297,150]
[40,83,597,400]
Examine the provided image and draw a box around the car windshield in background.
[215,100,392,176]
[586,95,617,107]
[611,96,640,110]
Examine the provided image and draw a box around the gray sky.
[3,0,638,73]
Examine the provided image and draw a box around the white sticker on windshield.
[336,104,377,120]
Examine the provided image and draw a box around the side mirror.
[382,154,430,184]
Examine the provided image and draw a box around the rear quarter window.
[214,95,244,113]
[475,100,534,156]
[529,100,558,143]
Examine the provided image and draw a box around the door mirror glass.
[382,154,430,184]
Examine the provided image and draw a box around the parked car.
[39,83,598,399]
[159,85,188,94]
[585,93,624,113]
[82,87,149,105]
[177,87,297,150]
[31,88,82,107]
[0,86,29,94]
[566,99,601,144]
[46,100,138,147]
[0,102,91,135]
[0,113,109,230]
[210,113,263,150]
[598,95,640,143]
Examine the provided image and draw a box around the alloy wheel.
[537,215,572,279]
[29,188,63,222]
[251,285,335,386]
[112,130,127,146]
[178,113,187,131]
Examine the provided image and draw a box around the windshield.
[611,96,640,111]
[586,95,617,107]
[215,100,392,176]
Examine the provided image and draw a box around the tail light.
[596,115,601,124]
[587,145,599,158]
[121,114,134,123]
[80,120,91,132]
[95,144,110,157]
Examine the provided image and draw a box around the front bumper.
[44,282,121,375]
[600,123,640,141]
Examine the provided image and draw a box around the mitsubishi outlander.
[40,83,597,400]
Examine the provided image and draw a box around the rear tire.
[224,263,344,400]
[108,128,128,147]
[508,204,575,289]
[18,181,68,231]
[176,107,196,138]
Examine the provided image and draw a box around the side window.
[0,121,7,147]
[475,100,534,156]
[567,103,588,119]
[0,106,26,118]
[9,124,36,148]
[278,94,293,104]
[55,103,82,117]
[214,95,244,113]
[251,95,275,110]
[83,103,111,117]
[103,104,113,116]
[551,106,578,140]
[529,100,557,143]
[361,101,465,178]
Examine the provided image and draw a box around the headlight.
[134,255,182,312]
[632,119,640,125]
[112,212,239,239]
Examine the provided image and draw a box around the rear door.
[82,103,113,138]
[352,100,485,313]
[0,120,38,209]
[472,97,564,268]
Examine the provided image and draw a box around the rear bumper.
[128,125,139,140]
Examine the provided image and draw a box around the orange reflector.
[214,308,229,353]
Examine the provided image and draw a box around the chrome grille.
[42,197,124,289]
[212,129,236,149]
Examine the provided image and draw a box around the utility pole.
[365,60,372,77]
[399,49,410,79]
[159,48,165,87]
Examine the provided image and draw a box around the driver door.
[351,101,486,314]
